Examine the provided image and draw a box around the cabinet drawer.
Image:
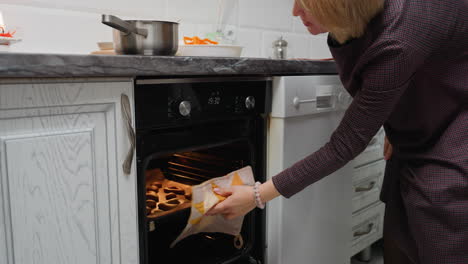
[353,129,384,167]
[350,202,385,256]
[352,160,385,213]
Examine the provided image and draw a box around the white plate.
[177,45,243,57]
[0,37,21,45]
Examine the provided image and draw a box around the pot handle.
[102,14,148,38]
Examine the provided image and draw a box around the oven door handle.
[121,93,136,175]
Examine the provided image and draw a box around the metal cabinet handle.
[354,223,374,238]
[121,93,136,175]
[355,181,376,193]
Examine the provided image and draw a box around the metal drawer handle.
[354,223,374,238]
[293,96,316,108]
[355,181,376,193]
[121,93,136,175]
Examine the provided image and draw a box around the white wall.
[0,0,331,58]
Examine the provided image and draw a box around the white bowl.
[177,45,243,57]
[0,37,21,46]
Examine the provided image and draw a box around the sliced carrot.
[204,39,219,45]
[193,36,203,44]
[183,36,218,45]
[184,36,194,44]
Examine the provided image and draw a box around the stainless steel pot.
[102,14,179,56]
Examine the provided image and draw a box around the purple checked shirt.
[272,0,468,263]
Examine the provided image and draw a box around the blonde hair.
[299,0,384,43]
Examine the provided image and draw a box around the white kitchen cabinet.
[0,79,139,264]
[350,202,385,256]
[353,128,385,168]
[352,160,385,213]
[350,128,386,260]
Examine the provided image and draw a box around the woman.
[206,0,468,263]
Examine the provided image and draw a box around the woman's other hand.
[205,186,256,220]
[384,136,393,160]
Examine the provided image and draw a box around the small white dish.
[0,37,21,45]
[177,44,243,57]
[97,42,114,50]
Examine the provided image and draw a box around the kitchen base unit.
[0,78,139,264]
[267,76,354,264]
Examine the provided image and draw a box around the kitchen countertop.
[0,52,337,78]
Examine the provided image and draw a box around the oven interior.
[143,141,257,264]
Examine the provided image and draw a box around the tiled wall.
[0,0,331,58]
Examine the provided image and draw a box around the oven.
[134,77,271,264]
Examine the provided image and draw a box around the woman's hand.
[384,136,393,160]
[205,186,256,220]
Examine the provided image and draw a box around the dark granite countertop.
[0,52,337,78]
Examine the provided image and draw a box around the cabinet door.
[0,79,138,264]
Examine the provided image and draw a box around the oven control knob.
[178,101,191,117]
[245,96,256,110]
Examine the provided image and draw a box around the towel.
[170,166,254,247]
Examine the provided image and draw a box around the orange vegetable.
[204,39,218,45]
[0,30,16,38]
[184,36,218,45]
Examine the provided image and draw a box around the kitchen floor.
[351,240,384,264]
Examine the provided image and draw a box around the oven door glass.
[137,118,264,264]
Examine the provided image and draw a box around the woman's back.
[327,0,468,263]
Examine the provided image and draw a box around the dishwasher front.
[266,75,354,264]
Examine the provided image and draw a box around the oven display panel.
[135,79,270,128]
[207,91,221,106]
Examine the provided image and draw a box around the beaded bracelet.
[253,181,265,209]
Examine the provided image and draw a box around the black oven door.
[137,116,266,264]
